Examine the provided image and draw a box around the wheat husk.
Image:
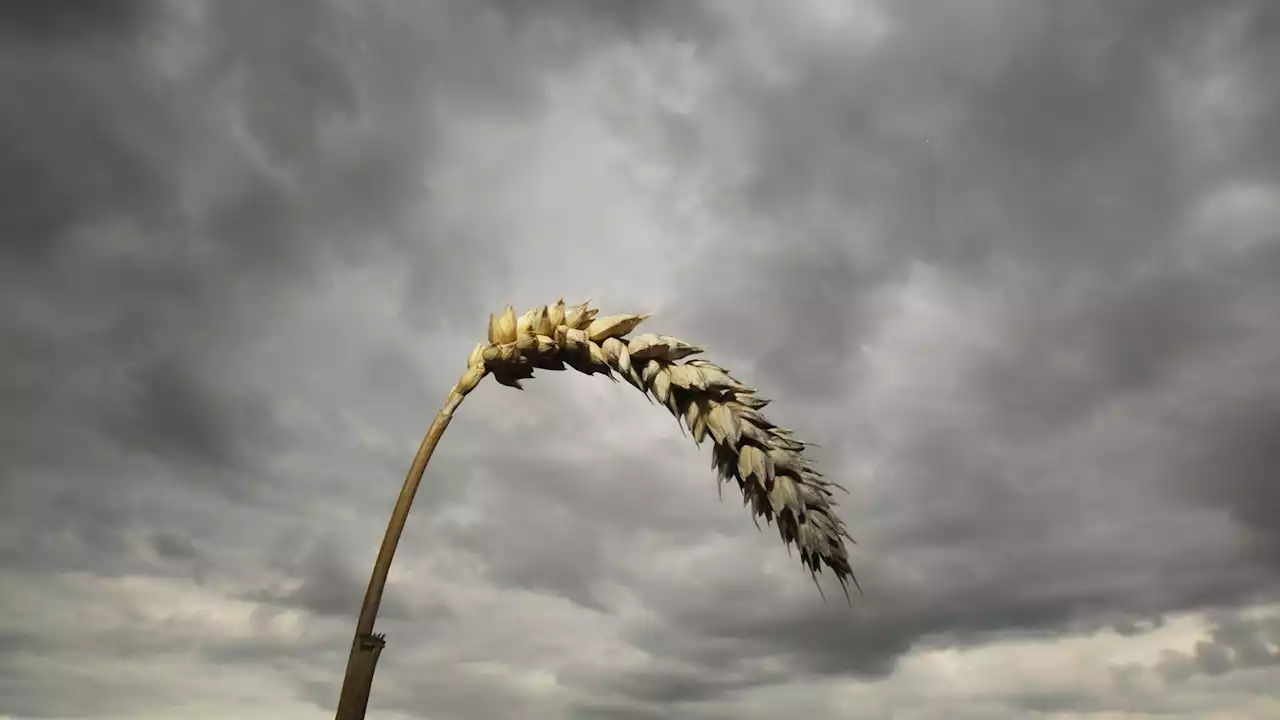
[454,300,860,600]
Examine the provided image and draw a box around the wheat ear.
[468,299,859,598]
[335,300,858,720]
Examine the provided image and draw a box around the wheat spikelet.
[451,299,860,600]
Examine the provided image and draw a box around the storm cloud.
[2,1,1279,718]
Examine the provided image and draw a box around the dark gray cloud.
[0,0,551,572]
[0,0,148,42]
[244,533,434,622]
[1174,385,1280,561]
[486,0,718,40]
[3,1,1280,719]
[581,0,1280,711]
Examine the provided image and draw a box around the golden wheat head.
[447,299,859,600]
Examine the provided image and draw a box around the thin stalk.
[333,382,471,720]
[328,299,859,715]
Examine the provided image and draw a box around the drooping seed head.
[468,300,860,600]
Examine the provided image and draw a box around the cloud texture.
[2,1,1279,718]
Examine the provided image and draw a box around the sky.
[2,1,1279,718]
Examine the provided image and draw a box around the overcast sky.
[2,1,1279,718]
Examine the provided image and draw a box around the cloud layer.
[2,1,1279,718]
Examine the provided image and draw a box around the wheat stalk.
[334,299,858,720]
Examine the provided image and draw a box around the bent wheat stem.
[334,300,858,720]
